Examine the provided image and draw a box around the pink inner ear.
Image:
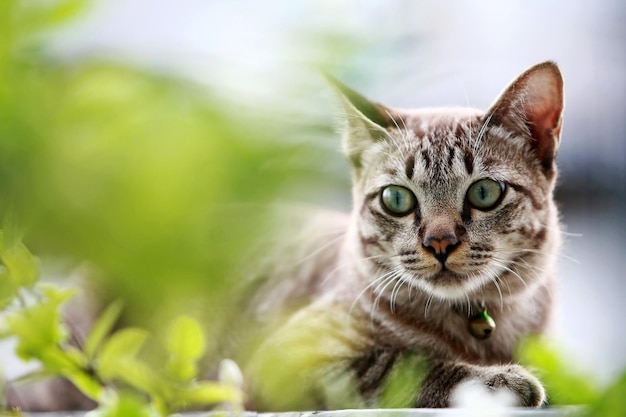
[518,68,563,167]
[524,75,563,132]
[487,62,564,169]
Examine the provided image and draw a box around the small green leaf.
[86,391,156,417]
[176,381,240,406]
[85,300,124,360]
[0,270,18,310]
[62,368,103,401]
[97,328,149,378]
[5,286,74,360]
[106,358,162,396]
[0,232,40,288]
[166,315,206,361]
[95,327,168,398]
[165,357,196,382]
[65,344,88,368]
[165,315,206,382]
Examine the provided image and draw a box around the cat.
[241,61,564,410]
[5,62,564,412]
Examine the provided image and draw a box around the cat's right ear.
[324,74,392,168]
[487,61,564,171]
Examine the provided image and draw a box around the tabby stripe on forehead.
[421,148,431,171]
[405,154,415,180]
[463,152,474,175]
[446,147,456,170]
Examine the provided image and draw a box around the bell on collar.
[469,309,496,340]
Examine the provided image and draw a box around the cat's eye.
[466,179,505,210]
[380,185,417,216]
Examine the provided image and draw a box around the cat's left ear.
[325,74,393,169]
[487,61,564,170]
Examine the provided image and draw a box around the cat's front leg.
[416,360,545,408]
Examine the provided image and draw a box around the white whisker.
[390,275,409,314]
[424,293,434,318]
[473,112,493,154]
[491,259,529,292]
[497,247,580,265]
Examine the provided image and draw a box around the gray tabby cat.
[5,62,564,412]
[244,61,564,410]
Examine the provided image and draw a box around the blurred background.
[1,0,624,393]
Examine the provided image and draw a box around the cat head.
[330,62,564,302]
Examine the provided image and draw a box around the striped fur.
[246,62,564,410]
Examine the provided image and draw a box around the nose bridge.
[421,211,461,263]
[423,213,457,241]
[418,178,464,260]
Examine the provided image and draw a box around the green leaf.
[166,315,206,361]
[38,346,80,374]
[64,344,88,368]
[5,285,74,361]
[175,381,240,406]
[165,357,196,383]
[85,300,124,360]
[62,368,103,401]
[95,327,168,398]
[0,231,40,288]
[165,315,206,382]
[97,327,149,379]
[86,391,157,417]
[0,270,18,310]
[106,358,162,397]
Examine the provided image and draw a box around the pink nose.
[423,234,459,264]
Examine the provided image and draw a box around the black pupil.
[478,185,487,200]
[394,190,402,206]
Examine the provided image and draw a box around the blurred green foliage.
[0,0,334,412]
[518,337,599,405]
[2,279,242,415]
[0,0,336,332]
[519,337,626,415]
[0,231,39,308]
[1,0,626,415]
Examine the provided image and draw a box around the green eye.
[381,185,416,216]
[467,179,505,210]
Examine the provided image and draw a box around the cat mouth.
[399,263,479,300]
[427,269,466,284]
[412,269,478,301]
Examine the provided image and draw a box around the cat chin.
[410,270,486,302]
